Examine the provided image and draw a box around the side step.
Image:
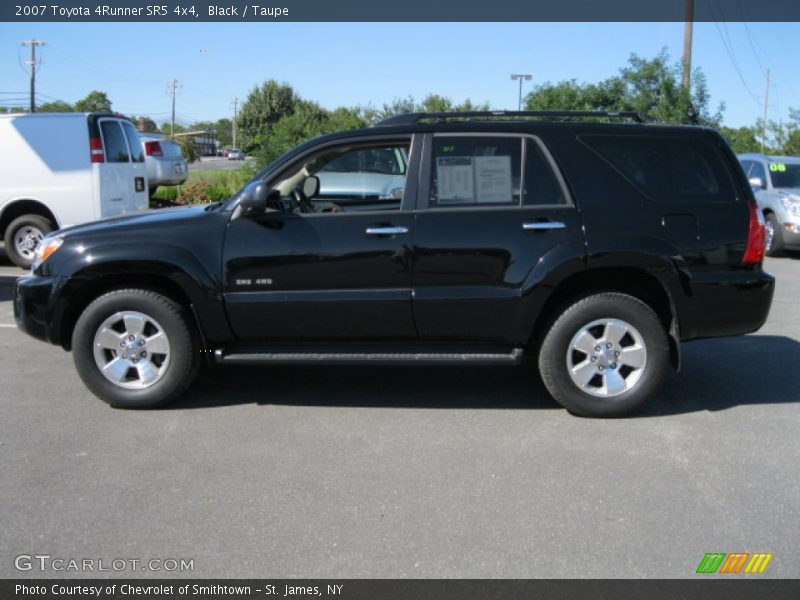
[214,346,524,366]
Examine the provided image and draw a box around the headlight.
[31,237,63,271]
[780,196,800,216]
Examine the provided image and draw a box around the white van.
[0,112,148,268]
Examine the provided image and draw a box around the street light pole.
[511,73,532,111]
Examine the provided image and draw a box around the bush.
[150,165,257,207]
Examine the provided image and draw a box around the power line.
[705,0,760,107]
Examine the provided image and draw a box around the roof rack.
[375,110,652,127]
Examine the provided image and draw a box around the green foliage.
[160,122,186,134]
[175,136,200,163]
[719,126,761,154]
[74,90,112,113]
[129,116,158,132]
[525,49,722,125]
[237,80,299,152]
[358,94,490,125]
[37,100,74,112]
[151,166,256,206]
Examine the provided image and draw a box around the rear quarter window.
[579,134,737,203]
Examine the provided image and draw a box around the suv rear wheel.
[538,293,669,417]
[72,289,199,408]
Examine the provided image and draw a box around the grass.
[150,164,257,206]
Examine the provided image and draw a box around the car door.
[411,133,585,343]
[97,119,146,217]
[222,134,421,342]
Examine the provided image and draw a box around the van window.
[121,121,145,163]
[100,121,130,163]
[581,135,737,203]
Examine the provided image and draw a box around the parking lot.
[0,249,797,579]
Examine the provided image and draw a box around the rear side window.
[581,135,737,203]
[121,121,145,163]
[100,121,130,163]
[430,137,521,207]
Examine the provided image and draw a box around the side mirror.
[235,181,278,217]
[749,176,765,191]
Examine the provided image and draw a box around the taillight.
[89,136,105,163]
[742,201,766,265]
[144,140,163,156]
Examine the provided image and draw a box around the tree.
[258,103,368,165]
[719,126,761,154]
[524,50,722,125]
[129,116,158,132]
[37,100,73,112]
[74,90,112,113]
[237,80,299,151]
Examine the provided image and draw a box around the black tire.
[4,214,54,269]
[764,213,785,257]
[538,293,669,418]
[72,289,199,408]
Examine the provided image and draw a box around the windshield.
[769,162,800,189]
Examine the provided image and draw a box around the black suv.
[14,111,774,417]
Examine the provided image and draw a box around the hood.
[55,204,221,240]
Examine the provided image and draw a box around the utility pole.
[682,0,694,90]
[166,78,181,136]
[510,73,532,111]
[20,39,45,113]
[761,69,770,154]
[232,96,238,149]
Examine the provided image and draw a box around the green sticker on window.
[769,163,786,172]
[442,145,456,153]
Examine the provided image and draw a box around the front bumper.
[14,275,68,346]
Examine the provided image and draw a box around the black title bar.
[3,0,800,22]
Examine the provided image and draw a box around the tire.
[538,293,669,418]
[764,213,785,257]
[4,214,54,269]
[72,289,199,408]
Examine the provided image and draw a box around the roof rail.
[375,110,652,127]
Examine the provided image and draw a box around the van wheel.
[538,293,669,418]
[764,213,785,257]
[72,289,199,408]
[4,214,54,269]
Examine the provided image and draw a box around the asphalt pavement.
[0,249,798,578]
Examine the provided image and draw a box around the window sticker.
[769,163,787,172]
[436,157,475,203]
[474,155,513,203]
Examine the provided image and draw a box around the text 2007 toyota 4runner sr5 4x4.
[14,111,774,417]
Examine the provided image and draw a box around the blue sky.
[1,22,799,128]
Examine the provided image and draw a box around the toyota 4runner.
[14,111,775,417]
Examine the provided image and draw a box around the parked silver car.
[227,149,246,160]
[139,133,188,194]
[738,153,800,256]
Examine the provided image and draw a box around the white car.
[139,133,188,194]
[0,112,148,268]
[227,149,245,160]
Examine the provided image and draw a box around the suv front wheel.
[538,293,669,417]
[72,289,199,408]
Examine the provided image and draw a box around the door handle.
[365,226,409,236]
[522,221,566,231]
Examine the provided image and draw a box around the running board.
[214,347,524,366]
